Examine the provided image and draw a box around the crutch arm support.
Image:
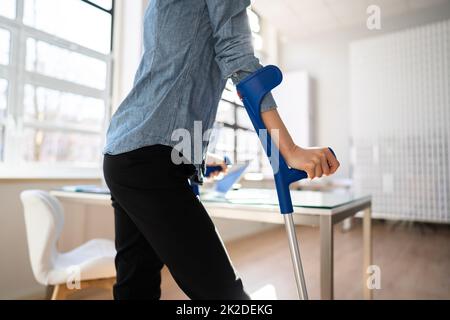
[237,65,308,214]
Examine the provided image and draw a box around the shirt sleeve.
[231,69,278,112]
[205,0,277,112]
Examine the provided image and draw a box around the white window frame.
[0,0,113,179]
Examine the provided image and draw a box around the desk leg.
[363,206,373,300]
[320,215,334,300]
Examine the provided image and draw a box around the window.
[0,0,114,177]
[0,26,11,162]
[210,8,272,178]
[247,7,263,53]
[0,0,17,20]
[23,0,112,54]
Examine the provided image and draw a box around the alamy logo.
[66,265,81,290]
[366,265,381,290]
[367,5,382,30]
[171,121,280,172]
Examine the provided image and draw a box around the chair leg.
[51,284,70,300]
[51,278,116,300]
[46,285,54,300]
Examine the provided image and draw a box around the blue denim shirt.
[104,0,277,163]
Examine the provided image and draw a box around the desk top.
[51,188,370,216]
[203,189,370,210]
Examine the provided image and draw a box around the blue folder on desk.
[200,162,249,200]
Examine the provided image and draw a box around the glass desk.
[203,188,368,209]
[51,188,372,300]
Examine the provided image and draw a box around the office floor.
[74,219,450,300]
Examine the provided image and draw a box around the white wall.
[273,71,312,148]
[280,3,450,179]
[282,37,351,178]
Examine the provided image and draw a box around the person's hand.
[205,161,228,178]
[205,153,229,178]
[285,145,340,179]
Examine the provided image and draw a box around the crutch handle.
[328,147,337,159]
[237,66,305,213]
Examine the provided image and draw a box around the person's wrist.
[285,144,301,165]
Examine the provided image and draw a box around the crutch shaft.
[284,214,308,300]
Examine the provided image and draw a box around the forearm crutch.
[237,66,336,300]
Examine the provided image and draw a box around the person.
[103,0,340,300]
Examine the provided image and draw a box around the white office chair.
[20,190,116,300]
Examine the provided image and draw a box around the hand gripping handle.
[237,66,337,214]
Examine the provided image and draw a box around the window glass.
[252,33,263,51]
[0,79,8,120]
[216,100,235,125]
[24,85,105,131]
[222,82,243,105]
[247,8,260,33]
[87,0,113,11]
[0,0,16,19]
[23,128,102,164]
[237,129,260,171]
[26,38,107,90]
[248,8,263,52]
[236,107,253,130]
[1,0,113,169]
[0,29,11,66]
[24,0,112,54]
[215,127,236,163]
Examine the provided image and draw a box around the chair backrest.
[20,190,64,285]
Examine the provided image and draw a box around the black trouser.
[103,145,250,300]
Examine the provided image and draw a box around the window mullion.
[4,0,26,165]
[16,0,26,122]
[24,72,105,99]
[16,0,25,22]
[101,55,113,155]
